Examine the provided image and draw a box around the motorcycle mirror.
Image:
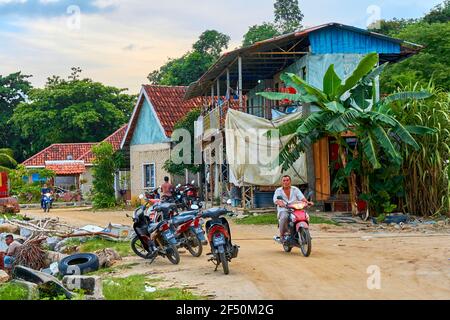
[191,204,199,210]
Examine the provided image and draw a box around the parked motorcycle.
[42,193,52,213]
[178,180,201,208]
[128,205,180,265]
[201,208,239,275]
[275,194,313,257]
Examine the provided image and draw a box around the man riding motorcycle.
[273,175,314,243]
[40,183,54,209]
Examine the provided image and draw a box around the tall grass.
[393,83,450,216]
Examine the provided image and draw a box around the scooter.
[201,207,239,275]
[42,193,52,213]
[128,205,180,265]
[275,195,313,257]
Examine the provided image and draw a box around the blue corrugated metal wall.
[309,27,401,54]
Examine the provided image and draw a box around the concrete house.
[185,22,422,210]
[120,85,205,198]
[22,125,129,199]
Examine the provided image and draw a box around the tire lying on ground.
[58,253,100,276]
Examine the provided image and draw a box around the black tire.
[219,252,229,275]
[166,245,180,265]
[283,244,292,253]
[298,228,312,257]
[185,230,203,257]
[58,253,99,276]
[131,236,150,259]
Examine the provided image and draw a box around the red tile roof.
[79,124,128,164]
[45,161,86,175]
[23,143,96,167]
[122,85,241,147]
[22,124,128,168]
[143,85,203,136]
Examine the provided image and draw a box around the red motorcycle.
[178,180,201,208]
[276,196,313,257]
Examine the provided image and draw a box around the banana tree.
[0,148,17,172]
[258,53,434,216]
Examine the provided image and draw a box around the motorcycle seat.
[172,215,195,226]
[178,210,199,217]
[202,208,228,219]
[147,221,165,233]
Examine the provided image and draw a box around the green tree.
[92,142,121,208]
[0,72,32,156]
[148,30,230,86]
[243,22,280,47]
[274,0,304,33]
[423,0,450,24]
[10,70,136,161]
[367,18,417,36]
[381,22,450,93]
[192,30,230,59]
[258,53,433,215]
[164,108,202,176]
[0,148,17,172]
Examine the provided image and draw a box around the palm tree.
[258,53,433,215]
[0,148,18,172]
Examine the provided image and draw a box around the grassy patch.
[0,283,29,300]
[103,275,203,300]
[235,213,338,225]
[88,263,140,276]
[2,213,25,221]
[66,237,133,257]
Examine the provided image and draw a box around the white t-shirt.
[273,187,306,218]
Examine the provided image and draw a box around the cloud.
[0,0,117,17]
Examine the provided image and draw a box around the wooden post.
[238,56,243,111]
[217,79,221,119]
[226,68,230,107]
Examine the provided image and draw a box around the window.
[143,164,156,189]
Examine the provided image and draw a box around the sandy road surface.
[20,208,450,300]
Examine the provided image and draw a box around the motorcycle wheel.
[131,236,150,259]
[185,230,203,257]
[166,244,180,265]
[219,252,229,275]
[298,228,312,257]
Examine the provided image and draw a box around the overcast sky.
[0,0,442,93]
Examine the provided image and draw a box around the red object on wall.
[0,172,8,199]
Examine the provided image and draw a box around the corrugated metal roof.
[184,22,422,100]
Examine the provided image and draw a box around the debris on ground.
[0,269,10,283]
[95,248,122,268]
[14,237,47,271]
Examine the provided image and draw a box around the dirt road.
[21,208,450,300]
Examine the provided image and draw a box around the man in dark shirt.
[41,183,53,209]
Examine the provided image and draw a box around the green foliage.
[92,142,121,209]
[148,30,229,86]
[66,237,133,257]
[0,148,17,171]
[392,83,450,216]
[192,30,230,59]
[235,213,338,225]
[368,18,417,36]
[0,283,29,300]
[0,72,32,161]
[103,275,202,300]
[381,22,450,93]
[423,0,450,24]
[9,69,136,162]
[8,164,55,201]
[164,108,203,175]
[274,0,304,33]
[243,22,280,47]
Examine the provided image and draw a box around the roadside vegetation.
[0,283,29,300]
[65,238,133,257]
[235,213,338,226]
[103,275,203,300]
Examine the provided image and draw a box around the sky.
[0,0,443,94]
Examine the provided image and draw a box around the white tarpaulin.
[225,109,307,187]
